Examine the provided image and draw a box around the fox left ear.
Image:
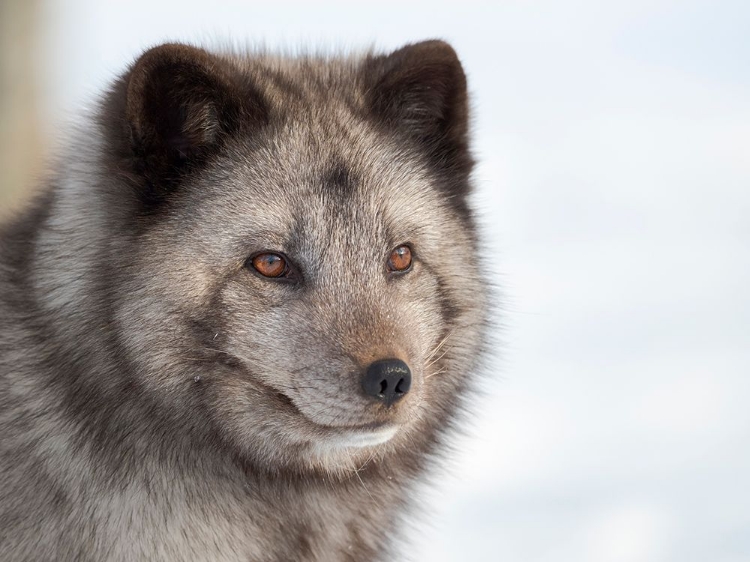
[365,40,472,177]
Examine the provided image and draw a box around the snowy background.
[23,1,750,560]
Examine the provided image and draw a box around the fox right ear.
[122,43,267,204]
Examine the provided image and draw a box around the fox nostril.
[362,359,411,406]
[394,377,406,394]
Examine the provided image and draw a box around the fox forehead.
[162,131,450,253]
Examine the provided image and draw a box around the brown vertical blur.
[0,0,44,217]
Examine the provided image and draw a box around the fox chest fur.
[0,40,488,561]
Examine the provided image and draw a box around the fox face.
[101,42,486,476]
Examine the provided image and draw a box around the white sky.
[32,1,750,560]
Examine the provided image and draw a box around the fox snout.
[361,358,411,407]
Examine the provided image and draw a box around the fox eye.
[387,245,413,273]
[248,252,292,280]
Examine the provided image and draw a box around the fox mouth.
[272,391,399,447]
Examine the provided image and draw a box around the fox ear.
[366,40,471,174]
[123,43,266,202]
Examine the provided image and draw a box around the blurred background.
[2,1,749,560]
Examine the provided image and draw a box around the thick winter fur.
[0,41,488,561]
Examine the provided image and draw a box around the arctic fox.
[0,40,488,561]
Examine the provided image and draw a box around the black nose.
[362,359,411,406]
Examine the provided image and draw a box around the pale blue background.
[34,1,750,560]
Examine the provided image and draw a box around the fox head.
[49,42,487,477]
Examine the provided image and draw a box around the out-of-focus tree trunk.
[0,0,43,217]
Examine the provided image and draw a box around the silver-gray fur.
[0,41,489,561]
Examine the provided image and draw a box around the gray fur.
[0,41,488,561]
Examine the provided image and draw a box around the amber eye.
[387,245,413,273]
[250,253,289,279]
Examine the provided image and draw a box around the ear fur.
[365,40,471,176]
[123,43,267,203]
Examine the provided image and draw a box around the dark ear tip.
[378,40,468,98]
[400,39,460,62]
[387,39,464,73]
[129,42,214,74]
[125,43,217,135]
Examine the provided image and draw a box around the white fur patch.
[320,426,399,452]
